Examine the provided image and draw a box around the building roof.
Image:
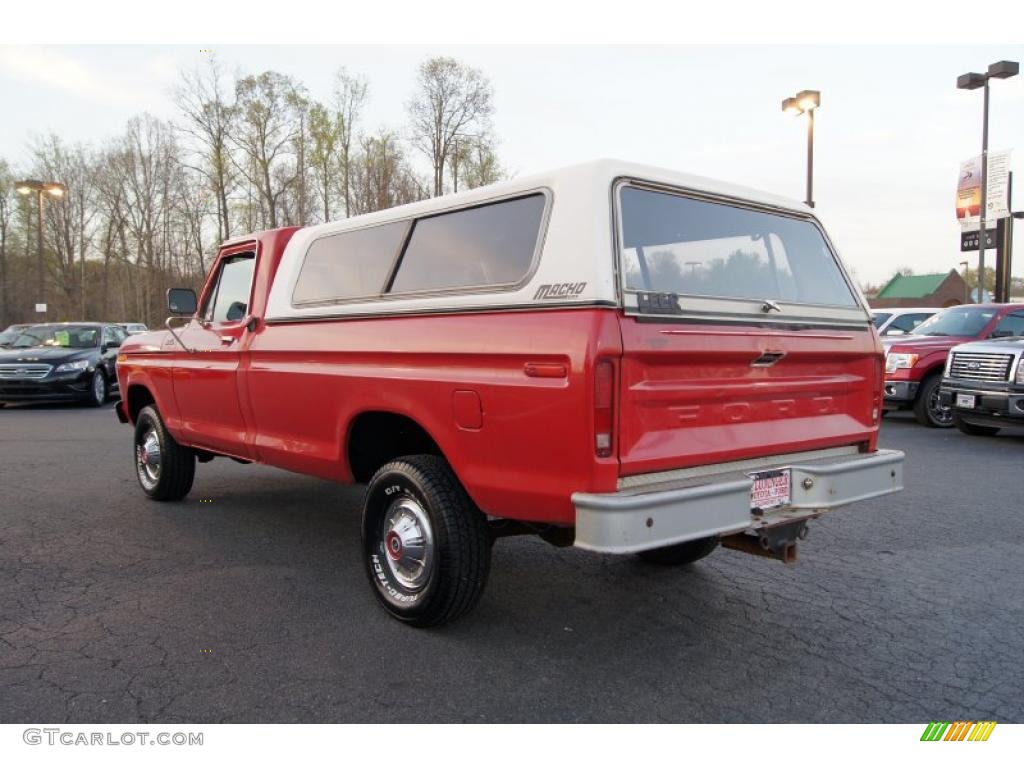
[876,272,953,299]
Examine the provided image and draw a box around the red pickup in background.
[883,303,1024,427]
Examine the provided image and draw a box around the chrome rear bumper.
[572,449,904,554]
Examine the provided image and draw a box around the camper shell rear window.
[618,185,858,310]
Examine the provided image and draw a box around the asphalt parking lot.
[1,403,1022,724]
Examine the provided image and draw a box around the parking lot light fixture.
[13,178,67,319]
[781,90,820,208]
[796,89,820,112]
[781,97,802,116]
[956,60,1018,302]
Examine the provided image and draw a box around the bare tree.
[112,115,182,319]
[0,58,508,324]
[350,129,425,215]
[288,87,312,225]
[407,57,493,197]
[333,69,368,217]
[174,54,236,242]
[230,71,304,229]
[308,101,341,222]
[0,159,13,325]
[32,136,97,318]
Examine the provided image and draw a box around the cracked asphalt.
[1,403,1022,723]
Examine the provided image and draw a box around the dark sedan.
[0,323,126,407]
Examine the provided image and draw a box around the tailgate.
[614,182,880,478]
[617,318,880,477]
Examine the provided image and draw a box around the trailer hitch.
[721,520,808,564]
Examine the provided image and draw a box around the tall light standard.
[781,90,820,208]
[15,179,67,319]
[956,60,1018,302]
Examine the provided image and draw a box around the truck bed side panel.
[243,309,622,524]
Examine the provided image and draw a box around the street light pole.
[957,60,1019,303]
[782,90,820,208]
[806,105,815,209]
[15,179,67,320]
[979,79,989,302]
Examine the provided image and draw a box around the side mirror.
[103,339,121,352]
[225,301,247,322]
[167,288,197,315]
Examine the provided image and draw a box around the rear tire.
[134,405,195,501]
[362,455,491,627]
[913,374,953,428]
[637,536,719,566]
[953,414,1001,436]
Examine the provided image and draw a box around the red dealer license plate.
[749,469,791,511]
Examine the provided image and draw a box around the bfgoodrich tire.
[134,405,195,501]
[637,536,719,566]
[953,414,1001,436]
[913,374,953,428]
[362,455,491,627]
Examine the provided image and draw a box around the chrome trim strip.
[617,446,859,491]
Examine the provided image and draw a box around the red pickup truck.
[115,160,904,626]
[882,303,1024,427]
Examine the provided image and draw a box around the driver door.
[172,245,257,458]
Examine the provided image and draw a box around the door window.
[203,254,256,323]
[885,312,932,334]
[102,326,122,346]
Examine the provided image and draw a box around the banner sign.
[957,149,1012,232]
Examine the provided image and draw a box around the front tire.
[637,536,719,566]
[953,414,1001,436]
[362,455,491,627]
[86,370,107,407]
[913,374,953,428]
[134,405,195,501]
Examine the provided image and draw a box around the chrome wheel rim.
[929,389,953,425]
[93,373,105,404]
[380,496,434,591]
[136,429,161,489]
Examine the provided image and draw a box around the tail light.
[594,359,615,458]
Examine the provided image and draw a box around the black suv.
[0,323,126,407]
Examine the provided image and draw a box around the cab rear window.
[619,186,857,308]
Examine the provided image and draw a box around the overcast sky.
[1,44,1022,285]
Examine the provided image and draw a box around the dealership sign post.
[957,151,1014,301]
